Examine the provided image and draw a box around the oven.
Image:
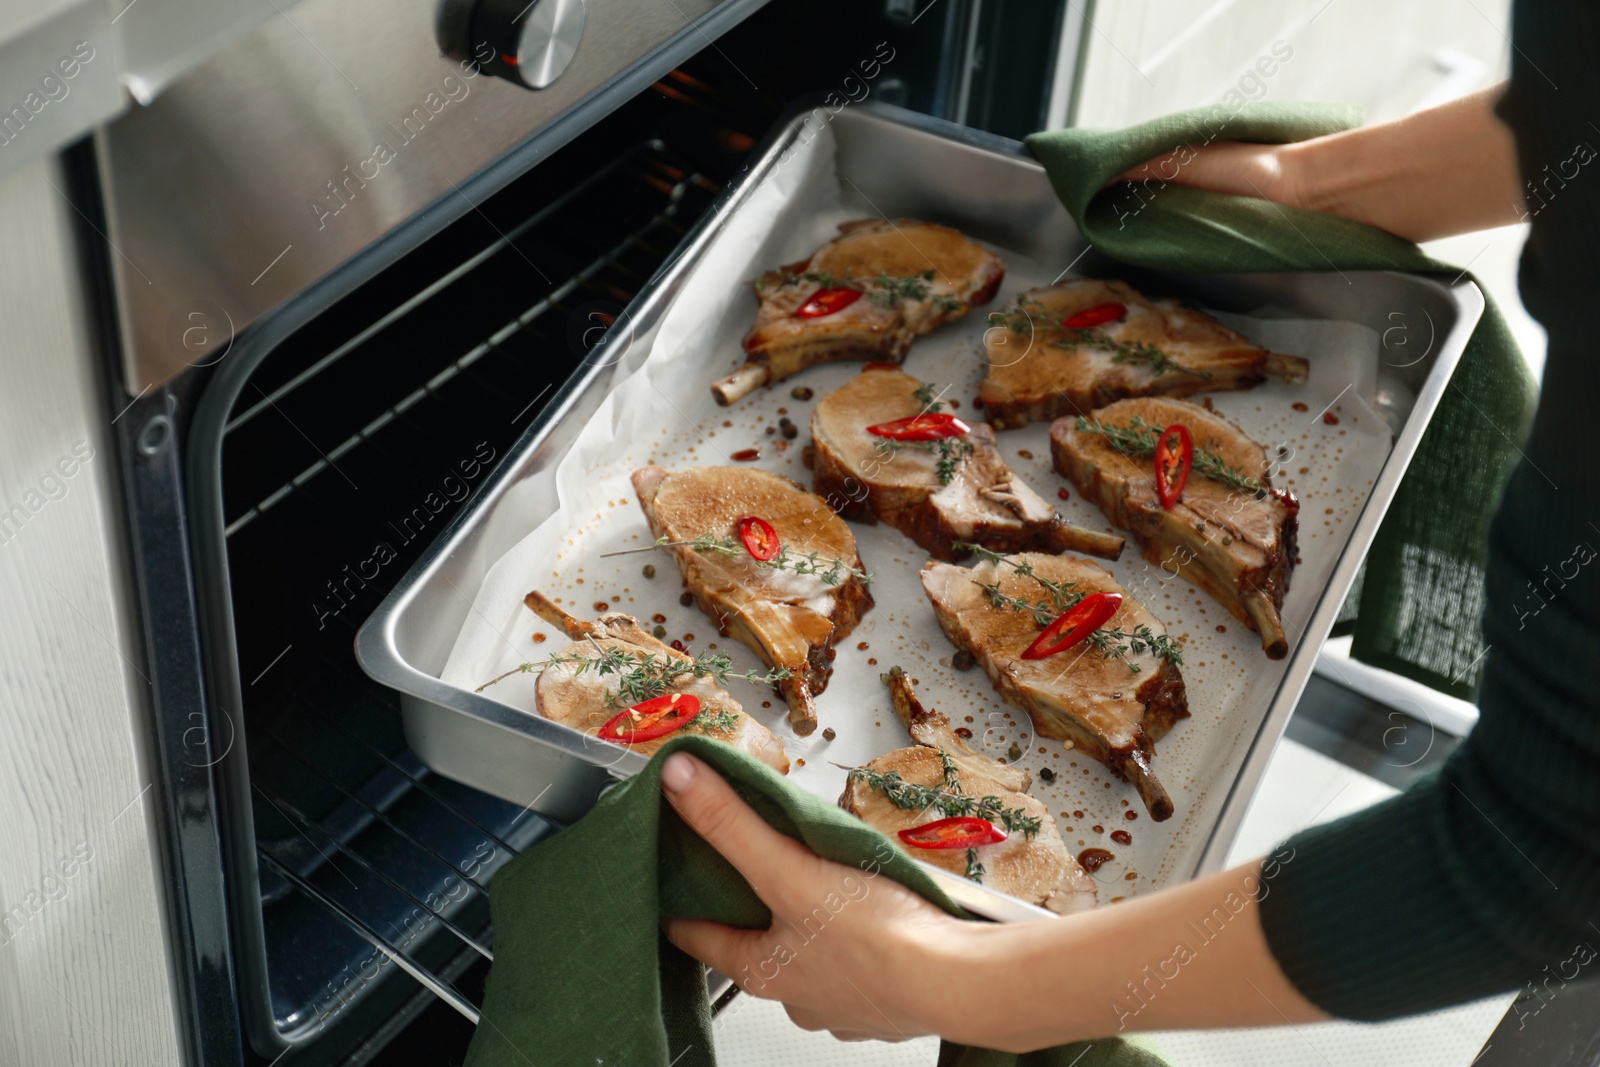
[72,1,1082,1063]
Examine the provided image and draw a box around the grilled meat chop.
[979,278,1309,428]
[1051,397,1297,658]
[921,553,1189,820]
[522,592,789,773]
[839,669,1097,914]
[712,218,1005,405]
[631,465,872,736]
[809,367,1124,561]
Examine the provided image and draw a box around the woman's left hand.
[658,751,987,1043]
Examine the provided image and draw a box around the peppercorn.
[791,385,814,400]
[642,564,656,579]
[679,591,694,607]
[652,625,667,638]
[951,649,976,671]
[1039,767,1056,782]
[822,728,837,742]
[1007,743,1022,761]
[778,417,798,439]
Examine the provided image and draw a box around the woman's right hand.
[657,751,992,1045]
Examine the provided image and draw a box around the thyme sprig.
[977,581,1068,629]
[937,747,963,785]
[873,435,972,484]
[690,708,742,734]
[759,268,961,311]
[956,542,1083,624]
[966,848,986,882]
[869,380,973,485]
[1088,626,1185,670]
[989,297,1211,379]
[867,270,962,311]
[848,765,1042,839]
[951,543,1182,672]
[475,643,791,710]
[934,438,974,484]
[1073,415,1264,495]
[912,381,943,408]
[667,535,872,586]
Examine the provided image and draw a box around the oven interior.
[225,76,756,1065]
[199,2,1085,1061]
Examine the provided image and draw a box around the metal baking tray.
[356,99,1482,921]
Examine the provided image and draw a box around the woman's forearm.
[1284,85,1524,242]
[660,750,1328,1051]
[1124,86,1527,242]
[929,856,1326,1053]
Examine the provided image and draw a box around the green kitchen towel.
[465,734,1167,1067]
[1026,102,1538,700]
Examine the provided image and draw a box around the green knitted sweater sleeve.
[1256,0,1600,1019]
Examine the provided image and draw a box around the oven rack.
[222,144,717,540]
[246,649,550,1040]
[251,658,512,1026]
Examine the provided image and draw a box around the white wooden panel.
[0,154,183,1064]
[1075,0,1512,127]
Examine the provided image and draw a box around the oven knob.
[437,0,585,90]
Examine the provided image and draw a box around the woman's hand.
[658,752,1328,1053]
[659,751,985,1043]
[1114,140,1311,210]
[1110,85,1524,243]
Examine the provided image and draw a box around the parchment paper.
[439,128,1390,899]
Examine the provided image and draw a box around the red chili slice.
[898,816,1007,850]
[596,692,701,744]
[866,413,972,442]
[796,287,863,318]
[736,515,780,561]
[1154,424,1193,510]
[1021,592,1123,660]
[1062,302,1127,329]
